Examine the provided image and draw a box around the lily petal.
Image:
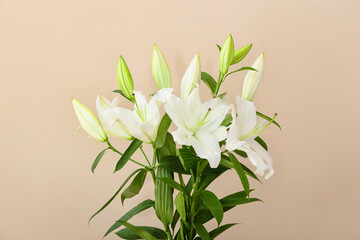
[192,130,221,168]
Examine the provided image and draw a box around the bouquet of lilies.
[72,34,280,240]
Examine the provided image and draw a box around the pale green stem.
[106,141,147,168]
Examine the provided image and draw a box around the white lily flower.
[242,53,264,101]
[226,96,274,179]
[72,98,108,142]
[164,87,230,168]
[105,88,173,144]
[180,54,201,100]
[96,95,133,140]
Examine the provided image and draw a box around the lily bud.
[117,56,134,100]
[242,53,264,101]
[72,98,108,142]
[181,53,201,99]
[152,44,171,89]
[231,43,252,65]
[219,34,234,75]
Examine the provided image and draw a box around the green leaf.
[158,155,189,174]
[155,167,174,227]
[199,171,226,190]
[174,192,187,221]
[194,222,211,240]
[195,190,259,224]
[228,153,250,196]
[158,133,177,157]
[209,223,237,238]
[177,147,198,171]
[201,72,216,93]
[216,44,221,51]
[113,89,132,102]
[114,139,142,172]
[256,111,281,129]
[88,169,142,223]
[220,197,262,207]
[104,199,154,237]
[199,190,223,226]
[255,136,268,151]
[221,154,261,183]
[231,43,252,65]
[115,226,167,239]
[220,113,232,127]
[154,114,172,148]
[171,210,180,231]
[117,221,159,240]
[233,149,247,158]
[159,177,190,197]
[91,148,108,173]
[225,66,258,79]
[121,169,147,204]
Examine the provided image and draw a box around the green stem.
[140,146,151,166]
[106,141,147,168]
[165,226,172,240]
[214,72,225,96]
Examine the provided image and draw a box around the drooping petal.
[225,123,244,151]
[192,130,222,168]
[212,126,228,141]
[242,139,274,179]
[236,97,257,137]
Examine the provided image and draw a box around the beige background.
[1,0,360,239]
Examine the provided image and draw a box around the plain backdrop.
[1,0,360,239]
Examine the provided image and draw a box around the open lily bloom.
[96,95,133,140]
[164,87,230,168]
[226,97,274,179]
[103,88,173,144]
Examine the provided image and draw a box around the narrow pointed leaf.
[117,221,159,240]
[115,226,167,239]
[114,139,142,172]
[255,136,268,151]
[154,114,172,148]
[216,44,221,51]
[88,169,142,223]
[194,222,211,240]
[104,199,154,237]
[201,72,216,93]
[91,148,108,173]
[171,210,180,231]
[177,147,198,171]
[209,223,237,238]
[113,89,132,102]
[225,66,258,79]
[256,111,281,129]
[158,155,189,174]
[159,177,190,197]
[221,154,261,183]
[220,197,262,207]
[228,153,250,196]
[121,169,147,204]
[199,190,223,226]
[174,192,187,221]
[220,113,232,127]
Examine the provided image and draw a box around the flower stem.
[140,145,151,166]
[106,141,147,168]
[214,72,225,96]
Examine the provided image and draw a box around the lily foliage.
[72,34,280,240]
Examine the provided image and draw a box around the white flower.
[226,96,274,179]
[72,98,108,142]
[242,53,264,101]
[96,95,133,140]
[104,88,173,144]
[180,54,201,100]
[164,87,230,168]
